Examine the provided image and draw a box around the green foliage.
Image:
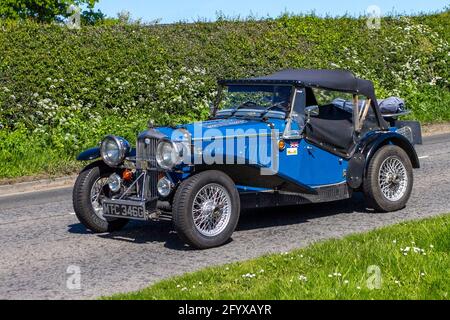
[80,7,105,26]
[0,10,449,179]
[106,214,450,300]
[0,0,99,23]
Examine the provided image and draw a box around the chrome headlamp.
[100,135,130,167]
[156,140,183,170]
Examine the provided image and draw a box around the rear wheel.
[363,145,413,212]
[73,162,129,233]
[172,171,240,249]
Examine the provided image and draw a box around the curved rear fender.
[364,133,420,169]
[347,132,420,189]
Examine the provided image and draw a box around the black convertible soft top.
[220,69,377,102]
[220,69,389,130]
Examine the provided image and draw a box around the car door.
[297,139,348,187]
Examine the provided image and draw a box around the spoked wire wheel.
[363,145,413,212]
[172,170,240,249]
[90,177,109,220]
[378,156,408,202]
[73,163,128,233]
[192,183,232,237]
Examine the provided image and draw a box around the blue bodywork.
[73,70,423,250]
[79,118,350,194]
[77,80,420,202]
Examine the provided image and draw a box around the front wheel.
[73,162,129,233]
[363,145,414,212]
[172,171,240,249]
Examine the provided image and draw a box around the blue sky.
[97,0,449,23]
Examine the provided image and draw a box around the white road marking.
[68,212,76,215]
[419,156,430,160]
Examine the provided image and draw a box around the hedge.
[0,10,449,178]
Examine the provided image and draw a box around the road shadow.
[67,192,370,250]
[68,219,192,251]
[67,223,95,235]
[237,192,369,231]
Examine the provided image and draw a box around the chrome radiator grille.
[142,170,158,200]
[136,137,158,170]
[146,171,158,199]
[135,137,159,200]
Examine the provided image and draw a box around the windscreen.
[216,85,292,118]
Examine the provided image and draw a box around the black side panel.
[347,153,365,189]
[347,132,420,189]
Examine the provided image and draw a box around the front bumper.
[103,170,160,221]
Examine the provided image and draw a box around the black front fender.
[77,147,137,161]
[77,147,101,161]
[347,132,420,189]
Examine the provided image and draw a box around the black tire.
[363,145,413,212]
[172,170,240,249]
[73,162,129,233]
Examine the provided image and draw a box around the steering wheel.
[231,101,260,115]
[261,101,287,117]
[239,101,259,108]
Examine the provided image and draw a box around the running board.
[239,182,352,209]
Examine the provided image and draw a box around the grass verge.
[107,215,450,300]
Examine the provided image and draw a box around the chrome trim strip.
[191,132,273,142]
[246,181,348,195]
[312,181,348,189]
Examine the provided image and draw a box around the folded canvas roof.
[220,69,376,101]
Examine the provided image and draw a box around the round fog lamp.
[157,177,172,198]
[108,173,122,193]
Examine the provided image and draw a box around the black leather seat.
[305,104,354,152]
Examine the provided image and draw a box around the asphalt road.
[1,134,449,300]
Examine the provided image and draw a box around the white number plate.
[103,200,147,220]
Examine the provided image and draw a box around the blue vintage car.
[73,69,421,249]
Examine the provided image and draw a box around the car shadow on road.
[68,219,192,251]
[236,192,368,231]
[67,193,370,251]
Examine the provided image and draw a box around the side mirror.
[209,102,216,116]
[305,105,319,122]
